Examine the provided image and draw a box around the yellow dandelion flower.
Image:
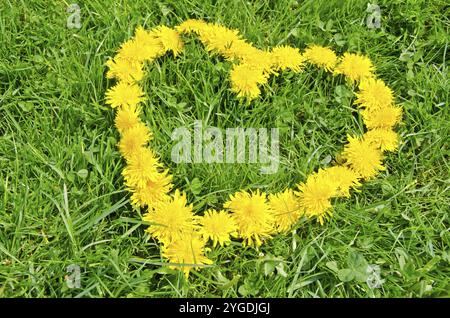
[342,135,385,179]
[355,78,395,111]
[303,45,338,71]
[143,190,198,244]
[317,166,361,198]
[122,147,161,188]
[296,173,338,225]
[105,82,145,108]
[361,105,403,129]
[212,37,257,62]
[270,45,305,73]
[106,57,144,83]
[221,39,254,61]
[364,128,399,152]
[202,24,242,55]
[114,104,141,134]
[176,19,209,34]
[130,170,173,207]
[224,190,275,247]
[334,52,375,82]
[196,23,222,44]
[268,189,303,233]
[241,49,277,75]
[154,26,184,56]
[118,122,152,160]
[116,39,150,63]
[162,232,213,278]
[230,64,268,99]
[133,26,165,61]
[198,210,238,247]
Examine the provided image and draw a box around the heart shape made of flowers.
[105,19,402,277]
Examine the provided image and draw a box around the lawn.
[0,0,448,297]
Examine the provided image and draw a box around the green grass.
[0,0,449,297]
